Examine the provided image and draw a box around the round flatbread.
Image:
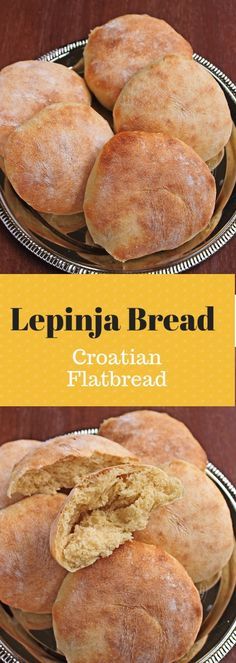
[4,102,113,214]
[0,438,41,509]
[53,541,202,663]
[84,14,192,109]
[113,54,232,162]
[84,131,216,261]
[0,60,91,157]
[99,410,207,469]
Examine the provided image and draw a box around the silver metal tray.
[0,44,235,273]
[0,428,235,662]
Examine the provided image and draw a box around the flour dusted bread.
[0,438,41,509]
[84,131,216,261]
[8,433,138,497]
[113,54,232,163]
[99,410,207,469]
[0,494,66,612]
[135,460,235,586]
[50,463,182,571]
[0,60,91,157]
[53,541,202,663]
[84,14,192,109]
[4,102,113,215]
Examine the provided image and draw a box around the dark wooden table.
[0,0,235,273]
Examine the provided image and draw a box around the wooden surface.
[0,0,235,273]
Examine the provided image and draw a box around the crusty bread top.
[135,460,235,584]
[50,463,182,571]
[0,438,41,509]
[0,59,91,157]
[8,433,138,497]
[0,494,66,613]
[53,541,202,663]
[84,131,216,261]
[113,54,232,162]
[84,14,192,109]
[4,102,113,215]
[99,410,207,469]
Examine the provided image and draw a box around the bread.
[84,14,192,109]
[135,460,235,586]
[4,102,113,215]
[113,54,232,163]
[99,410,207,469]
[0,438,41,509]
[53,541,202,663]
[8,433,138,497]
[0,59,91,157]
[0,494,66,612]
[11,608,52,631]
[50,463,182,571]
[83,131,216,261]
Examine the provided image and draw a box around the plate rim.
[0,43,235,274]
[0,427,235,663]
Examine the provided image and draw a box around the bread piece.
[0,438,42,509]
[84,131,216,261]
[113,54,232,163]
[0,494,66,613]
[4,102,113,215]
[135,460,235,586]
[84,14,192,109]
[53,541,202,663]
[0,59,91,157]
[8,433,138,497]
[99,410,207,470]
[50,463,182,571]
[11,608,52,631]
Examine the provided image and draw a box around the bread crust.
[84,131,216,261]
[135,460,235,584]
[99,410,207,469]
[0,439,41,509]
[8,433,138,497]
[52,541,202,663]
[4,102,113,215]
[84,14,192,109]
[0,60,91,157]
[113,54,232,162]
[0,494,66,613]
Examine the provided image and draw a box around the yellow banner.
[0,274,234,406]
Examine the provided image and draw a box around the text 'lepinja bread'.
[0,494,66,613]
[83,131,216,261]
[4,102,113,215]
[84,14,193,109]
[135,460,235,587]
[8,433,138,497]
[99,409,207,469]
[0,60,91,157]
[52,541,203,663]
[0,438,41,509]
[50,463,182,571]
[113,54,232,164]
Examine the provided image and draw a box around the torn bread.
[8,433,138,498]
[50,463,182,571]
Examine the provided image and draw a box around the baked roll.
[0,494,66,612]
[4,102,113,215]
[0,438,41,509]
[113,54,232,164]
[84,14,192,109]
[99,410,207,469]
[53,541,202,663]
[135,460,235,587]
[0,60,91,157]
[84,131,216,261]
